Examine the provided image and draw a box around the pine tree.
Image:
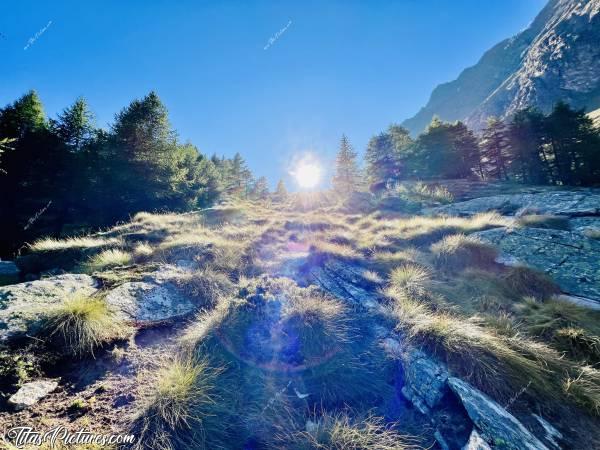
[332,135,360,194]
[365,132,400,189]
[225,152,253,197]
[480,117,510,180]
[507,108,548,184]
[274,179,288,202]
[251,176,270,200]
[51,97,96,151]
[450,121,481,179]
[545,101,600,185]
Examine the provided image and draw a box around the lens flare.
[292,161,322,188]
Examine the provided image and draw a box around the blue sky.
[1,0,546,188]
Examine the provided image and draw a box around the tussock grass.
[502,266,560,300]
[517,298,600,339]
[387,264,431,300]
[515,214,570,231]
[390,295,554,401]
[389,289,600,415]
[554,328,600,364]
[133,242,154,259]
[85,249,132,272]
[30,236,121,252]
[131,357,226,450]
[563,366,600,416]
[36,294,131,357]
[279,412,418,450]
[431,234,497,271]
[176,268,235,308]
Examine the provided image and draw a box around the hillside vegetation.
[2,187,600,449]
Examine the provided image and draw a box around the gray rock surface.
[462,430,492,450]
[0,261,20,286]
[400,348,449,415]
[474,227,600,302]
[8,380,59,410]
[426,190,600,217]
[403,0,600,133]
[105,281,194,323]
[448,377,549,450]
[0,274,98,341]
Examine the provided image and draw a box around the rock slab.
[0,274,98,341]
[105,281,194,323]
[474,227,600,302]
[448,377,548,450]
[8,380,59,410]
[426,190,600,217]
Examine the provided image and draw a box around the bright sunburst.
[292,159,322,189]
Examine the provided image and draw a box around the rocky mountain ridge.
[403,0,600,134]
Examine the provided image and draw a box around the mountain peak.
[403,0,600,135]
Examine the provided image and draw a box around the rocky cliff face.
[403,0,600,134]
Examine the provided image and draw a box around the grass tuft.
[431,234,497,271]
[85,249,132,272]
[387,264,431,300]
[36,294,131,357]
[515,214,570,231]
[280,412,418,450]
[502,266,560,300]
[131,357,225,450]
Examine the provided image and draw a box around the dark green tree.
[544,101,600,185]
[507,108,548,184]
[332,135,360,194]
[480,117,510,180]
[365,132,400,188]
[411,118,474,179]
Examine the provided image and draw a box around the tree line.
[0,91,271,257]
[332,102,600,193]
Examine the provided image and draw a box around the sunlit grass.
[35,294,131,357]
[280,412,418,450]
[85,249,132,272]
[30,236,121,252]
[431,234,498,271]
[131,357,225,450]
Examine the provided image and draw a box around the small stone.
[8,380,59,411]
[462,429,492,450]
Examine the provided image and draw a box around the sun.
[293,161,322,188]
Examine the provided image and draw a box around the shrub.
[431,234,498,271]
[35,294,131,357]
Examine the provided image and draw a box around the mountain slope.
[403,0,600,134]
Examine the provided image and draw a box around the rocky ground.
[0,183,599,449]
